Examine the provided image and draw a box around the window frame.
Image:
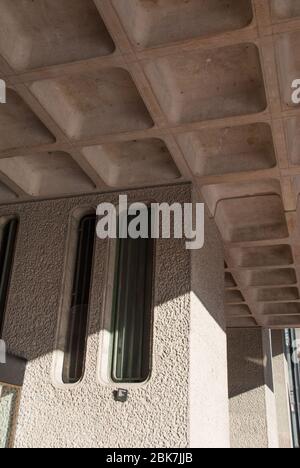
[98,203,156,388]
[0,216,19,339]
[52,207,96,389]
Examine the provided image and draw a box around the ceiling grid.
[1,0,300,327]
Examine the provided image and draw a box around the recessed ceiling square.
[276,31,300,108]
[243,268,297,287]
[259,302,300,316]
[178,123,276,177]
[0,152,94,196]
[285,118,300,165]
[0,89,55,152]
[215,195,288,242]
[30,69,154,140]
[0,0,115,71]
[228,245,293,268]
[144,43,266,124]
[271,0,300,19]
[256,287,299,302]
[202,179,281,215]
[112,0,253,49]
[82,139,180,187]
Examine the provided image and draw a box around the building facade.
[0,183,296,448]
[0,0,300,448]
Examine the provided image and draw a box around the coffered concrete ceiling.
[0,0,300,329]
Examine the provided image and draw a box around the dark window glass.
[111,210,154,383]
[62,214,96,384]
[0,218,18,338]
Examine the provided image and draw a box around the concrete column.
[227,328,279,448]
[271,330,293,448]
[190,192,230,448]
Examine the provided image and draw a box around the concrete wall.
[227,328,279,449]
[271,330,293,448]
[0,183,228,448]
[190,189,230,448]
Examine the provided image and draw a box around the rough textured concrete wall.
[262,329,279,448]
[271,330,293,448]
[227,328,279,448]
[190,189,230,448]
[1,183,229,448]
[1,184,191,448]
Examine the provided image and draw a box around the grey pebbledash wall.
[0,183,228,448]
[227,328,279,449]
[190,188,229,448]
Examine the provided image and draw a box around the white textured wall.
[271,330,293,448]
[1,183,228,448]
[227,328,279,448]
[190,189,230,448]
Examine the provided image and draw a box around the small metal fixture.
[114,389,128,403]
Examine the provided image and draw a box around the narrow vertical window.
[110,209,154,383]
[62,214,96,384]
[0,218,18,337]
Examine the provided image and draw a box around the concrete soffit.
[0,1,300,328]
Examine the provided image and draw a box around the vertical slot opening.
[53,208,96,387]
[109,208,155,384]
[0,217,18,338]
